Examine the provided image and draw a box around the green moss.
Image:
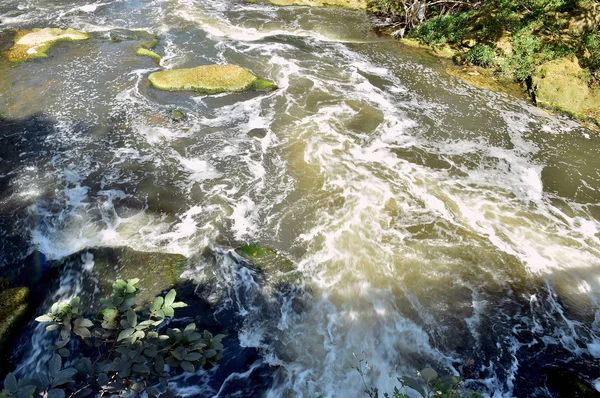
[0,287,30,355]
[4,28,89,63]
[148,64,277,94]
[532,57,600,121]
[171,109,186,122]
[135,47,162,61]
[89,247,187,306]
[236,243,300,287]
[249,78,279,91]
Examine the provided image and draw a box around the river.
[1,0,600,397]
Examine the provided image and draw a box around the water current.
[1,0,600,396]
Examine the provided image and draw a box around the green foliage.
[463,44,497,67]
[353,354,480,398]
[410,13,471,46]
[582,32,600,83]
[1,279,224,398]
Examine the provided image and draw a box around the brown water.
[1,0,600,396]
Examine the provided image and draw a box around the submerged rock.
[109,29,158,49]
[532,57,600,122]
[171,109,186,122]
[70,247,188,307]
[0,279,30,358]
[251,0,365,9]
[135,47,162,61]
[235,243,300,287]
[3,28,89,62]
[545,368,600,398]
[148,64,278,94]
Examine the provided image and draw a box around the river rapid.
[1,0,600,397]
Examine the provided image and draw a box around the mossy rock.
[171,109,186,122]
[0,286,30,356]
[148,64,278,94]
[3,28,89,62]
[135,47,162,61]
[74,247,188,307]
[532,57,600,121]
[250,0,365,9]
[109,29,158,49]
[545,368,600,397]
[236,243,300,287]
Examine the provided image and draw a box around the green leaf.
[18,385,37,398]
[126,308,137,327]
[184,323,196,332]
[164,289,176,307]
[49,354,62,378]
[171,302,188,308]
[203,349,217,359]
[420,368,438,383]
[151,297,164,311]
[132,364,150,374]
[35,314,54,323]
[73,327,91,338]
[117,328,135,341]
[154,355,165,374]
[400,377,425,397]
[57,348,70,357]
[204,330,213,341]
[46,324,60,331]
[70,297,81,307]
[74,318,93,328]
[184,352,202,361]
[4,373,17,393]
[163,306,174,317]
[180,361,195,373]
[144,346,158,358]
[47,389,65,398]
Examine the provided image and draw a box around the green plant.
[353,354,479,398]
[410,13,471,45]
[463,44,498,67]
[0,279,224,398]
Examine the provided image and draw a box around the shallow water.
[1,0,600,397]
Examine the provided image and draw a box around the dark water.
[1,0,600,396]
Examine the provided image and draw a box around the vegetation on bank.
[368,0,600,125]
[1,279,224,398]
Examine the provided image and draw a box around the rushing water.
[1,0,600,396]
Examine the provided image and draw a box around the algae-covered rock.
[135,47,162,61]
[0,286,30,355]
[148,64,278,94]
[4,28,89,62]
[545,368,600,398]
[250,0,365,9]
[236,243,300,287]
[532,57,600,120]
[75,247,188,307]
[171,109,186,122]
[109,29,158,49]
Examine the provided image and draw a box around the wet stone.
[247,128,267,139]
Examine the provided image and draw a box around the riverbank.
[368,0,600,129]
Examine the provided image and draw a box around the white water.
[1,0,600,396]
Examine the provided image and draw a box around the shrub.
[410,13,471,46]
[0,279,224,398]
[463,44,497,67]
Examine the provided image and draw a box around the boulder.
[0,279,30,357]
[69,247,188,308]
[148,64,278,94]
[109,29,158,49]
[532,57,600,120]
[235,243,300,287]
[3,28,89,62]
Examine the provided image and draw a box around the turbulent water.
[1,0,600,396]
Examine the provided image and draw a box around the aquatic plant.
[0,279,224,398]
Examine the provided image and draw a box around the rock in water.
[3,28,89,62]
[148,64,278,94]
[65,247,188,308]
[0,279,30,359]
[135,47,162,61]
[235,243,300,287]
